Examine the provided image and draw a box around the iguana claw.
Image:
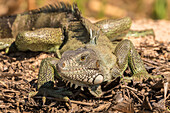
[28,88,73,106]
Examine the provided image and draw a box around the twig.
[0,81,8,88]
[33,96,94,106]
[130,91,143,103]
[93,102,112,112]
[70,100,94,106]
[121,85,137,92]
[142,58,164,66]
[0,72,23,77]
[166,93,170,100]
[164,82,169,109]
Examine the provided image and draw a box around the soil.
[0,19,169,112]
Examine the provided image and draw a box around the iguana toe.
[29,88,73,106]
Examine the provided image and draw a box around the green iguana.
[0,2,154,57]
[30,27,161,106]
[28,3,161,106]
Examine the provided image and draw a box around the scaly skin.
[15,28,64,57]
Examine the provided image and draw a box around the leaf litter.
[0,19,169,113]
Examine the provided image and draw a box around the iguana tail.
[0,15,17,50]
[0,15,17,38]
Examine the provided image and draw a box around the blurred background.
[0,0,169,20]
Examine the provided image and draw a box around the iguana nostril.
[96,61,100,68]
[94,74,103,84]
[62,62,65,68]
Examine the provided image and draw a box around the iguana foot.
[29,88,73,106]
[29,58,74,106]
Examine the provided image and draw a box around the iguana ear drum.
[93,74,103,84]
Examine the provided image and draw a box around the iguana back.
[0,2,90,43]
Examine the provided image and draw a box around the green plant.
[153,0,168,19]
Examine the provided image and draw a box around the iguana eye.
[80,56,86,61]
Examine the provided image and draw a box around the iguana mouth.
[57,48,104,89]
[57,63,104,89]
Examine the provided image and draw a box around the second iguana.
[0,2,154,57]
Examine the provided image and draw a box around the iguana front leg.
[29,58,72,105]
[113,39,150,81]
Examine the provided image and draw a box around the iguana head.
[57,47,104,89]
[57,29,115,97]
